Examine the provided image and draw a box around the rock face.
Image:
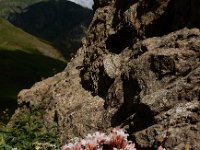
[11,0,200,149]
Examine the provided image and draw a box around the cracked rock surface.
[11,0,200,149]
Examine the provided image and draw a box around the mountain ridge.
[0,17,64,60]
[7,0,93,59]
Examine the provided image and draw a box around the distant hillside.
[0,0,47,18]
[0,18,64,60]
[7,0,93,59]
[0,17,66,123]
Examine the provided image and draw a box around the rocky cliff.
[10,0,200,149]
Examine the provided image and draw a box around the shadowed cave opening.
[105,26,135,54]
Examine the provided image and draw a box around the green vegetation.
[1,0,93,60]
[7,0,92,59]
[0,18,64,60]
[0,107,60,149]
[0,18,38,54]
[0,18,66,123]
[0,50,66,123]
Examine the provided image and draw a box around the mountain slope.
[7,0,93,59]
[0,18,64,60]
[0,17,66,123]
[0,0,47,18]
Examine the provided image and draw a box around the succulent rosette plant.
[61,128,136,150]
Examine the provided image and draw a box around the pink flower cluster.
[61,128,136,150]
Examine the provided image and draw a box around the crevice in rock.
[107,74,156,133]
[145,0,200,37]
[80,68,95,95]
[150,55,176,79]
[105,26,135,54]
[144,0,175,37]
[115,103,156,138]
[128,103,156,133]
[54,110,59,125]
[97,67,115,98]
[111,75,141,126]
[113,0,138,27]
[80,65,114,99]
[137,0,163,20]
[80,51,101,96]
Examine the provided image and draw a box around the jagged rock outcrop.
[10,0,200,149]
